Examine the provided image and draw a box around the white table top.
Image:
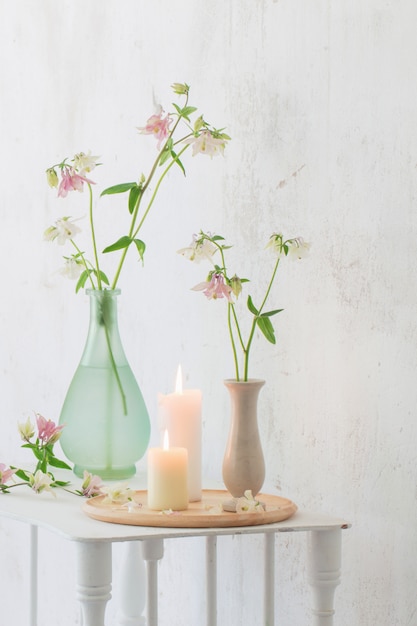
[0,478,350,543]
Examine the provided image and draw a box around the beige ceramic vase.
[222,379,266,498]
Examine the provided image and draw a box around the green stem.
[101,296,127,416]
[88,183,102,290]
[70,240,96,289]
[227,303,240,381]
[132,145,189,240]
[243,255,281,381]
[111,97,191,290]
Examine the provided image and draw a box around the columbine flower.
[73,151,100,174]
[266,233,285,257]
[101,483,133,504]
[59,257,84,280]
[44,217,82,245]
[36,414,64,445]
[185,130,227,158]
[137,105,173,150]
[235,490,265,514]
[287,237,310,260]
[192,273,233,302]
[46,168,59,188]
[18,417,35,442]
[177,234,217,263]
[0,464,16,485]
[58,167,95,198]
[29,470,55,495]
[81,471,104,498]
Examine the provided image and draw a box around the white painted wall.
[0,1,416,624]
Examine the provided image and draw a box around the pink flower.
[0,464,16,485]
[184,131,227,158]
[36,414,64,445]
[58,167,95,198]
[192,273,233,302]
[81,471,104,498]
[137,106,172,149]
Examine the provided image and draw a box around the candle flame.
[175,364,183,394]
[163,430,169,450]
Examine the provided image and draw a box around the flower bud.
[18,417,35,441]
[194,115,205,133]
[230,275,242,298]
[46,168,58,188]
[171,82,189,95]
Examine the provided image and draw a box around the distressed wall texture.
[0,1,416,624]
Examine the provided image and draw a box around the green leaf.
[48,456,72,470]
[97,270,110,285]
[172,103,182,116]
[256,316,276,344]
[171,150,186,176]
[247,295,259,316]
[159,148,172,166]
[128,185,142,215]
[100,182,138,196]
[103,236,132,254]
[211,235,225,241]
[133,239,146,262]
[14,469,30,482]
[53,480,71,487]
[30,447,44,461]
[76,270,90,293]
[180,105,197,120]
[260,308,284,317]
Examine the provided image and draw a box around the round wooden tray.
[83,489,297,528]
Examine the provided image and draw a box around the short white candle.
[147,431,188,511]
[158,366,202,502]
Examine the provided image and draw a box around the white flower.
[17,417,35,441]
[266,233,285,257]
[177,234,217,263]
[29,470,56,496]
[184,130,227,158]
[101,483,133,504]
[235,490,264,514]
[59,257,83,280]
[73,151,100,174]
[44,217,82,245]
[287,237,310,260]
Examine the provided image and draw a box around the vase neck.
[87,289,121,328]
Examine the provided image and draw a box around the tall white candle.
[147,431,188,511]
[158,366,202,502]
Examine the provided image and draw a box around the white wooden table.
[0,484,350,626]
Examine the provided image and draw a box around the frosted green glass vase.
[59,289,150,480]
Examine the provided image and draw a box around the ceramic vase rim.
[223,378,265,385]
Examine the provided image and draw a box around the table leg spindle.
[206,536,217,626]
[76,542,112,626]
[264,533,275,626]
[307,529,342,626]
[29,525,38,626]
[142,537,164,626]
[117,541,147,625]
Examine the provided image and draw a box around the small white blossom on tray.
[235,490,266,514]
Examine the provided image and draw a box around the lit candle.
[158,365,202,502]
[147,431,188,511]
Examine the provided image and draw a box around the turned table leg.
[307,529,342,626]
[75,542,112,626]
